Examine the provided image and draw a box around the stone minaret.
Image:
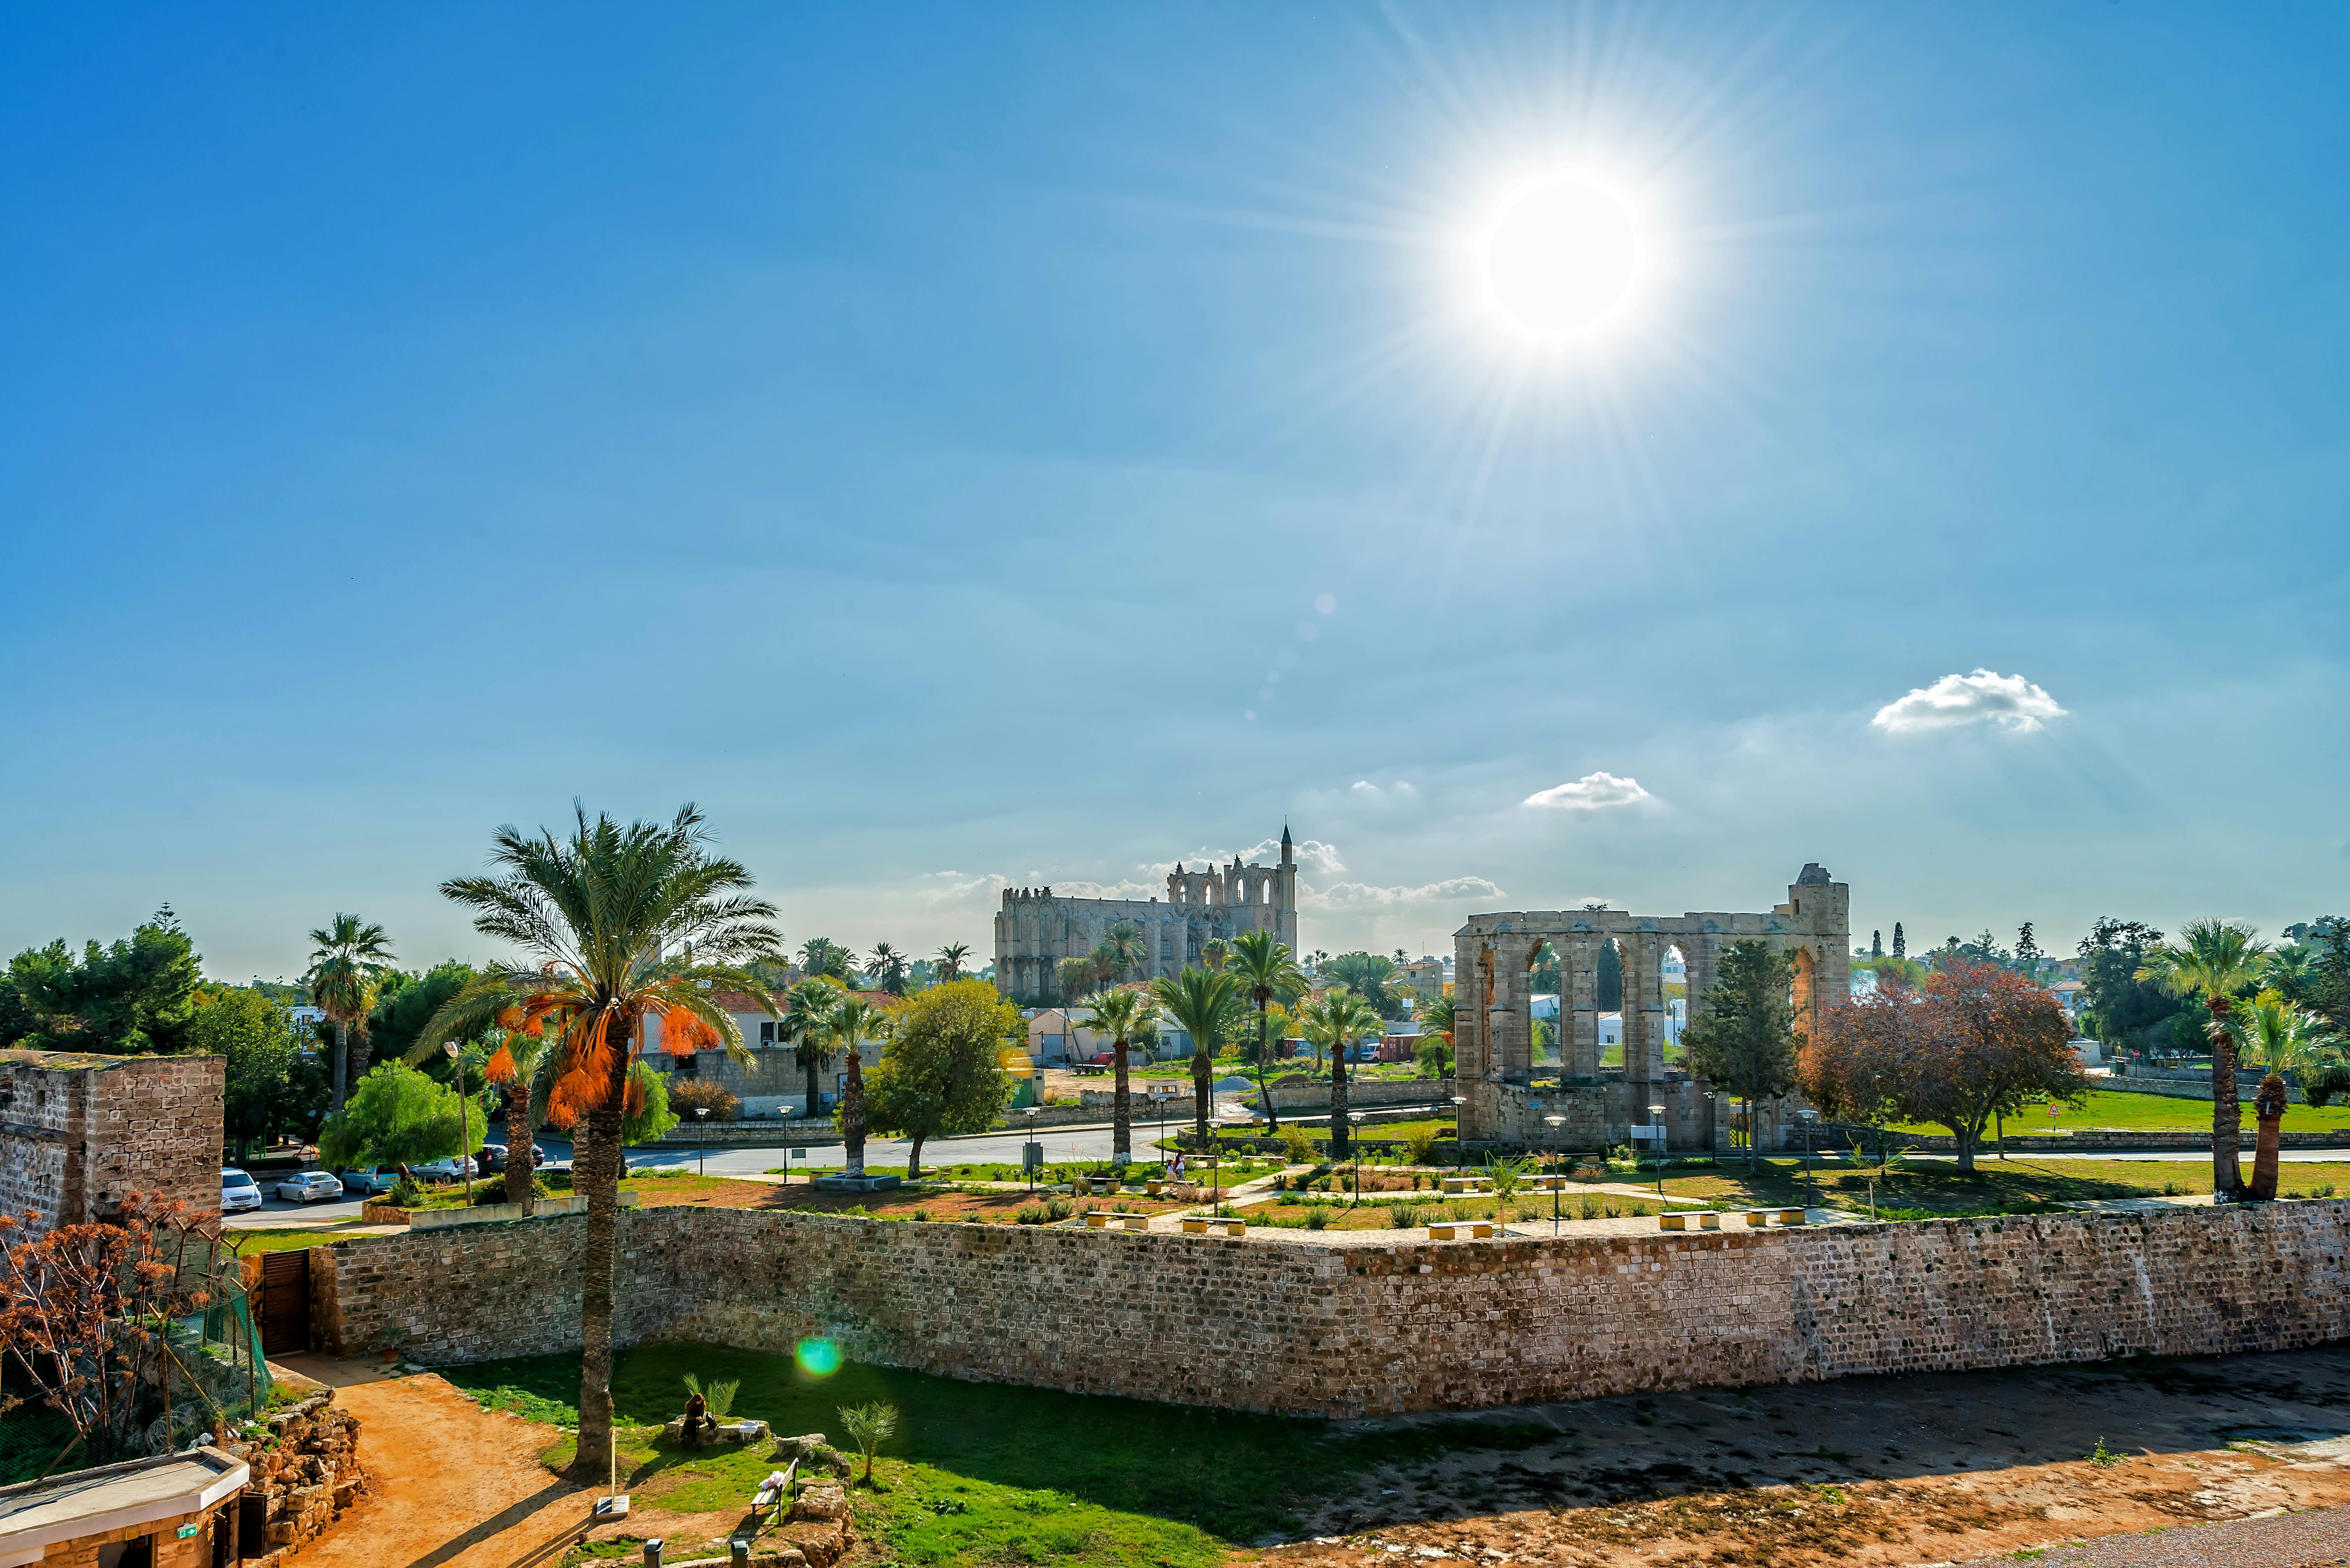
[1275,824,1299,951]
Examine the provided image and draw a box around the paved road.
[583,1118,1160,1177]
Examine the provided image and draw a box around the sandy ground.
[1238,1347,2350,1568]
[274,1358,597,1568]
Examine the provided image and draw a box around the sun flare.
[1476,175,1647,340]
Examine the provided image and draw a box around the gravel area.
[1953,1505,2350,1566]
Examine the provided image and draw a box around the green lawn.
[1889,1089,2350,1137]
[227,1228,372,1254]
[1658,1156,2350,1215]
[442,1343,1551,1566]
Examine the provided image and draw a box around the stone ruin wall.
[316,1198,2350,1418]
[0,1051,224,1236]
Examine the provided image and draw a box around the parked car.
[221,1168,262,1213]
[336,1167,401,1196]
[1087,1052,1115,1067]
[410,1156,479,1183]
[476,1144,548,1173]
[274,1171,344,1204]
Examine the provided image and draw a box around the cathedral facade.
[992,828,1300,1004]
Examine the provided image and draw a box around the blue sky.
[3,4,2344,982]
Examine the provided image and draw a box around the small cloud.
[916,871,1010,906]
[1303,876,1504,910]
[1522,771,1653,810]
[1872,669,2067,734]
[1352,780,1376,792]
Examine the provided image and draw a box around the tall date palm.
[306,914,396,1114]
[1152,966,1243,1144]
[782,978,841,1115]
[1226,930,1306,1131]
[1082,988,1152,1163]
[2138,917,2271,1199]
[828,994,888,1178]
[412,803,782,1482]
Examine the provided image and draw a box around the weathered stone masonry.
[0,1050,223,1236]
[318,1199,2350,1418]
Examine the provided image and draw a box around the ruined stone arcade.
[1452,864,1849,1150]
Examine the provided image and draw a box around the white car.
[221,1168,263,1213]
[274,1171,344,1204]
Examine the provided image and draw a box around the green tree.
[866,943,912,996]
[934,943,971,982]
[410,803,783,1483]
[2074,918,2178,1051]
[317,1061,484,1173]
[1103,922,1147,984]
[1082,988,1153,1163]
[782,978,842,1115]
[1151,966,1245,1143]
[862,981,1014,1177]
[828,994,889,1178]
[2237,995,2344,1081]
[1321,953,1404,1020]
[368,960,482,1066]
[1299,988,1382,1158]
[798,938,854,982]
[1681,939,1800,1175]
[2137,918,2271,1199]
[1226,931,1306,1131]
[0,974,34,1048]
[6,912,202,1054]
[191,988,305,1159]
[305,914,395,1114]
[1414,1033,1455,1079]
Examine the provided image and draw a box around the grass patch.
[224,1229,371,1254]
[443,1342,1551,1564]
[1889,1088,2350,1136]
[1660,1157,2350,1215]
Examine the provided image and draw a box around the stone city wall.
[0,1050,223,1236]
[316,1196,2350,1416]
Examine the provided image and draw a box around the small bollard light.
[643,1539,664,1568]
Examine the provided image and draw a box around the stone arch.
[1526,940,1563,1074]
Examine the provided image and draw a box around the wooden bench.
[1180,1217,1246,1237]
[1658,1211,1720,1231]
[1426,1220,1494,1239]
[752,1457,800,1523]
[1084,1211,1148,1232]
[1440,1177,1493,1194]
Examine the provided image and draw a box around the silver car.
[221,1168,263,1213]
[274,1171,344,1204]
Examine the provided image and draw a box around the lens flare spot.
[794,1337,843,1377]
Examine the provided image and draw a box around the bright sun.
[1477,176,1645,339]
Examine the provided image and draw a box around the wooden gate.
[258,1249,310,1357]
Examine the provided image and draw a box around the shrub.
[1271,1173,1290,1193]
[1046,1196,1073,1220]
[1577,1193,1601,1220]
[389,1176,424,1208]
[1391,1203,1420,1229]
[1403,1127,1440,1166]
[838,1401,900,1487]
[1281,1126,1317,1164]
[667,1079,741,1122]
[1304,1207,1330,1230]
[1015,1203,1050,1225]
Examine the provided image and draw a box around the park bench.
[1739,1207,1808,1227]
[1425,1220,1494,1239]
[752,1458,800,1524]
[1084,1211,1149,1232]
[1180,1217,1247,1237]
[1440,1176,1493,1194]
[1658,1211,1720,1231]
[1526,1176,1570,1193]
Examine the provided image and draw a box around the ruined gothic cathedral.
[993,827,1300,1004]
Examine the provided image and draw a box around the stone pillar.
[1633,934,1669,1081]
[1568,935,1602,1079]
[1452,935,1489,1081]
[1489,935,1540,1081]
[1621,939,1651,1086]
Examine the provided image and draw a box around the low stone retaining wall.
[358,1193,638,1227]
[2100,1074,2320,1106]
[311,1192,2350,1418]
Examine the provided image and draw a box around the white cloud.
[1142,837,1346,877]
[1302,876,1504,910]
[1871,669,2068,735]
[1522,771,1653,810]
[915,870,1010,906]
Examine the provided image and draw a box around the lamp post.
[1025,1105,1041,1193]
[1648,1101,1667,1199]
[696,1106,710,1179]
[1449,1093,1467,1169]
[1544,1115,1566,1234]
[1796,1107,1818,1197]
[443,1041,469,1202]
[1347,1112,1365,1208]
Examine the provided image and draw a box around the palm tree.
[481,1024,559,1209]
[411,803,783,1482]
[1082,988,1152,1164]
[1227,931,1306,1131]
[1104,922,1147,983]
[2239,995,2344,1080]
[2137,917,2271,1199]
[782,978,841,1116]
[306,914,396,1114]
[1301,988,1383,1159]
[868,943,911,996]
[829,994,889,1178]
[1151,966,1243,1144]
[936,943,971,982]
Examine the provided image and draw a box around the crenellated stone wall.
[314,1197,2350,1417]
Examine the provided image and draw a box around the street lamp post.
[443,1041,469,1202]
[1796,1107,1818,1198]
[1347,1112,1365,1207]
[1025,1105,1042,1193]
[696,1106,710,1179]
[1543,1114,1566,1235]
[1648,1101,1667,1199]
[1449,1094,1467,1169]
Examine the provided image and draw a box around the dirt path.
[1237,1347,2350,1568]
[289,1364,596,1568]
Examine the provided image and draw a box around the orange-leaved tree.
[411,804,783,1483]
[1803,958,2082,1174]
